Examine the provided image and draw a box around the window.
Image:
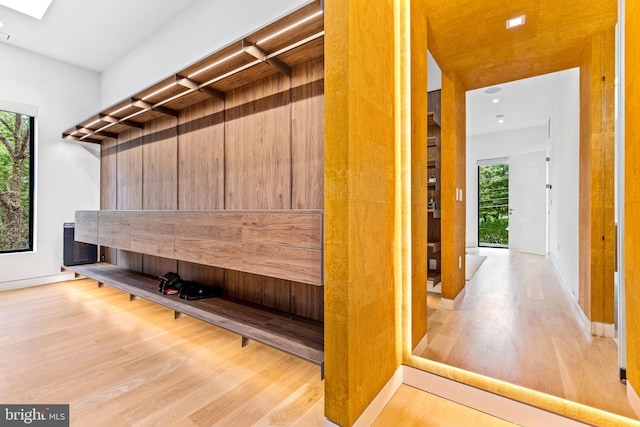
[0,109,34,252]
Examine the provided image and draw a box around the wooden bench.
[65,263,324,377]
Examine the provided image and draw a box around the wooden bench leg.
[174,310,182,320]
[97,281,104,287]
[129,293,137,301]
[241,336,250,347]
[320,362,325,380]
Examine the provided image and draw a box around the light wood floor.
[420,248,637,420]
[0,279,324,426]
[373,384,517,427]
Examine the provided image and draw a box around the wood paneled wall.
[579,29,616,325]
[441,71,466,302]
[625,0,640,399]
[99,57,324,322]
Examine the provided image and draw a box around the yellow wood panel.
[410,0,429,349]
[440,71,466,301]
[625,0,640,398]
[324,0,398,424]
[424,0,617,90]
[579,29,616,324]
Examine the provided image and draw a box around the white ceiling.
[466,71,571,136]
[428,52,577,137]
[0,0,198,72]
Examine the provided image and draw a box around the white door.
[509,150,547,254]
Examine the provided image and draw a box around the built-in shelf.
[427,90,441,291]
[62,1,324,144]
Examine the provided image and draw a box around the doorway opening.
[477,162,509,248]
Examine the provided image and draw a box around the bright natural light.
[0,0,53,20]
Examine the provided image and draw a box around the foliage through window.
[0,109,34,252]
[478,163,509,247]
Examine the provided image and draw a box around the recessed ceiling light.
[492,98,500,104]
[497,115,504,123]
[484,86,501,94]
[0,0,53,20]
[506,15,526,29]
[0,21,3,28]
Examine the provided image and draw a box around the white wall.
[548,68,580,297]
[0,43,101,289]
[100,0,309,108]
[466,125,548,247]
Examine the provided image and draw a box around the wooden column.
[579,28,616,326]
[625,0,640,404]
[409,0,429,349]
[324,0,399,424]
[440,71,466,302]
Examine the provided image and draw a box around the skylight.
[0,0,53,20]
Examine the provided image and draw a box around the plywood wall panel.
[291,57,324,209]
[177,260,225,288]
[291,281,324,322]
[75,211,98,244]
[225,73,292,209]
[225,270,290,313]
[101,137,117,211]
[116,128,143,210]
[242,244,322,286]
[241,212,322,249]
[142,116,178,211]
[178,99,225,210]
[142,255,177,279]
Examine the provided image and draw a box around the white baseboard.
[0,272,76,292]
[440,286,465,310]
[402,366,590,426]
[427,280,441,293]
[628,380,640,419]
[591,322,615,338]
[325,365,403,427]
[412,332,429,356]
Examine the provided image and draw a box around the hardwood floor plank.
[372,384,517,427]
[421,248,637,420]
[0,279,322,426]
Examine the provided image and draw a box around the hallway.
[420,248,637,419]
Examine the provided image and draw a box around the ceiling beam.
[175,75,226,100]
[99,113,145,129]
[242,39,291,77]
[64,134,102,144]
[130,98,179,117]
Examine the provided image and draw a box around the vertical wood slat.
[178,98,226,210]
[141,114,179,276]
[101,137,117,263]
[117,128,143,269]
[291,57,325,210]
[225,73,292,209]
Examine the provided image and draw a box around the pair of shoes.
[158,272,182,295]
[179,281,223,300]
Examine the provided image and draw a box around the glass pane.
[478,163,509,247]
